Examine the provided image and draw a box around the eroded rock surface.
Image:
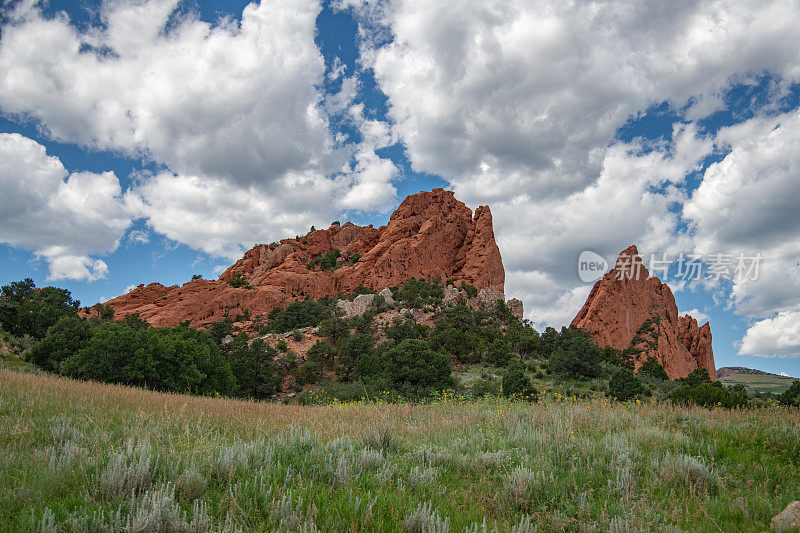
[571,245,716,380]
[101,189,505,328]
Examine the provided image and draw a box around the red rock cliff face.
[571,245,716,380]
[102,189,505,328]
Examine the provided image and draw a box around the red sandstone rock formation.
[101,189,505,328]
[571,245,716,380]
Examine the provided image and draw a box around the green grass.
[718,372,797,394]
[1,370,798,532]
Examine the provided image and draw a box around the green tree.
[779,380,800,407]
[227,273,251,288]
[267,298,333,332]
[0,279,80,339]
[502,360,537,400]
[223,336,279,399]
[336,333,375,382]
[638,356,669,380]
[63,324,234,396]
[29,315,92,372]
[384,339,453,398]
[682,367,712,388]
[546,327,603,379]
[486,338,513,367]
[609,368,646,401]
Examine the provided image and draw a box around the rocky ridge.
[572,245,716,380]
[102,189,507,328]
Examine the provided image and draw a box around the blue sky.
[1,0,800,376]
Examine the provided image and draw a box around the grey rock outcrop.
[443,285,466,306]
[336,293,377,318]
[379,288,395,306]
[772,501,800,532]
[506,298,524,319]
[476,288,505,310]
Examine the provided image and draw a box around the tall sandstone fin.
[571,245,716,380]
[101,189,505,328]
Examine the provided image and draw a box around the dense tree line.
[0,277,780,408]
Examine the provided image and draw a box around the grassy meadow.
[717,372,797,394]
[1,369,798,532]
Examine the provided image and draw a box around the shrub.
[208,317,234,344]
[63,323,235,396]
[502,360,537,400]
[267,298,333,332]
[308,249,341,271]
[403,501,450,533]
[384,339,453,398]
[336,333,375,382]
[176,464,206,502]
[609,368,646,401]
[429,305,484,364]
[296,338,333,384]
[639,356,669,380]
[306,339,336,366]
[461,283,478,298]
[97,440,154,500]
[504,323,541,359]
[0,279,80,340]
[223,336,280,399]
[545,327,603,379]
[394,278,444,308]
[670,380,748,408]
[319,315,350,343]
[658,452,720,493]
[486,338,513,367]
[471,374,501,398]
[681,367,712,387]
[227,273,250,288]
[384,317,422,343]
[29,315,92,372]
[780,380,800,406]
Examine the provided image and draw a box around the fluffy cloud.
[126,171,341,259]
[0,0,334,186]
[356,0,800,203]
[684,109,800,318]
[739,311,800,358]
[0,133,131,280]
[495,124,711,326]
[0,0,400,265]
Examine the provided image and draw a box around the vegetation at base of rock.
[391,277,444,308]
[222,335,280,399]
[609,368,646,401]
[1,370,798,532]
[638,356,670,380]
[2,277,793,411]
[670,368,749,408]
[62,323,235,396]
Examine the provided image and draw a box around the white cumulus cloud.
[0,133,131,280]
[0,0,334,186]
[739,311,800,358]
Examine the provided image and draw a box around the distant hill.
[717,366,798,394]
